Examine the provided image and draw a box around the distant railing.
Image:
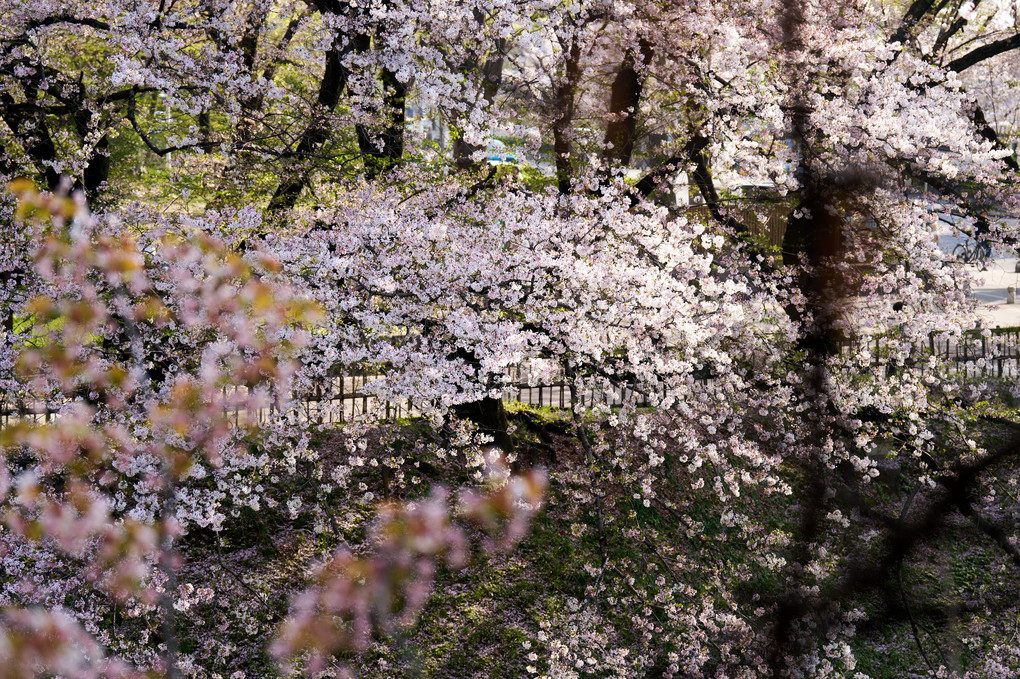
[4,329,1020,428]
[834,327,1020,381]
[0,365,651,429]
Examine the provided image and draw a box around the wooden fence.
[0,366,648,429]
[834,327,1020,381]
[4,328,1020,428]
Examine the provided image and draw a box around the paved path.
[938,231,1020,328]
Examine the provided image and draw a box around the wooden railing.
[5,328,1020,428]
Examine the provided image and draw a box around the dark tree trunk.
[453,31,506,172]
[356,66,406,179]
[448,348,514,453]
[1,89,62,190]
[968,104,1020,173]
[781,184,844,357]
[552,38,582,195]
[453,397,514,454]
[603,41,652,168]
[268,44,351,212]
[72,106,111,198]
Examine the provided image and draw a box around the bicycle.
[952,238,992,268]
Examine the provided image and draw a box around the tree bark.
[552,38,582,195]
[356,65,406,179]
[448,348,513,453]
[603,41,652,168]
[453,397,514,454]
[268,44,351,211]
[0,82,62,190]
[452,32,506,172]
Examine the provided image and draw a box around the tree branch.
[947,33,1020,73]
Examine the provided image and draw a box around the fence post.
[362,376,368,418]
[339,373,345,423]
[982,334,988,377]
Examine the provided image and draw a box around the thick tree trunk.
[356,66,406,179]
[1,91,61,190]
[268,43,351,212]
[552,39,582,195]
[603,41,652,169]
[1,270,15,336]
[453,397,513,454]
[453,33,506,172]
[780,185,844,357]
[969,104,1020,173]
[72,106,110,198]
[448,347,514,453]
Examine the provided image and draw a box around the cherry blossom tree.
[3,0,1020,677]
